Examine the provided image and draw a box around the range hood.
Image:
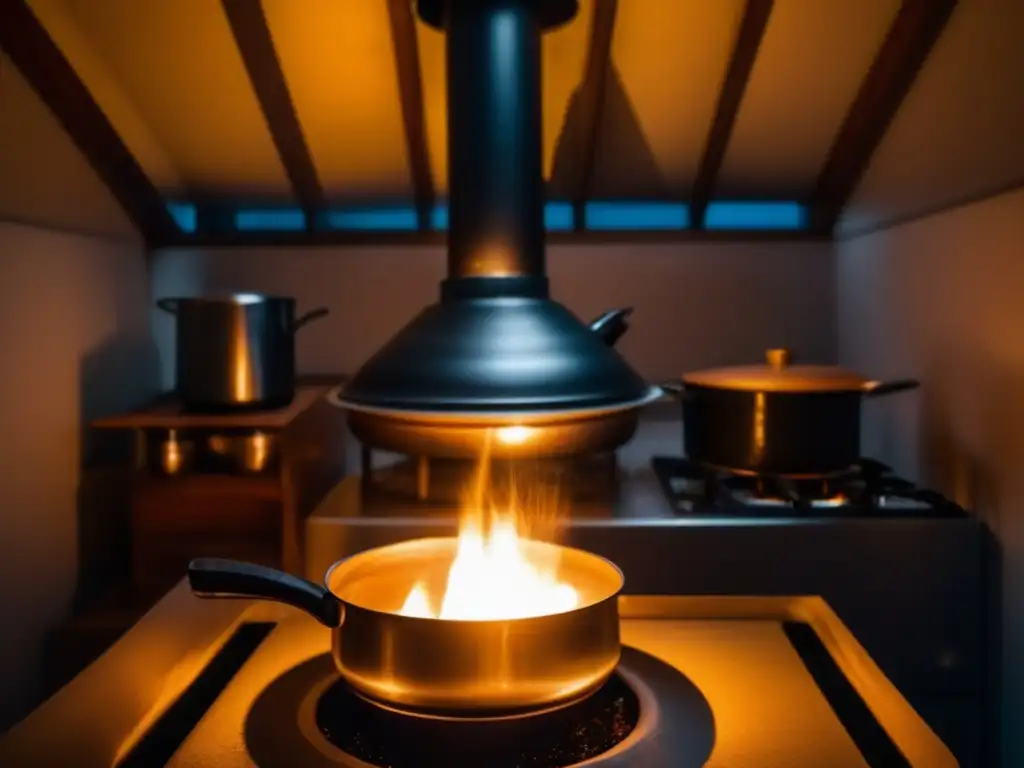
[338,0,650,417]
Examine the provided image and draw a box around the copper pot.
[188,538,623,715]
[663,348,919,476]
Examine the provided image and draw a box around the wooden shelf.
[133,472,283,501]
[80,379,349,616]
[91,385,331,430]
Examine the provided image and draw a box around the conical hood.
[342,289,651,414]
[339,0,649,417]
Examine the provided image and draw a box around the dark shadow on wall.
[548,65,669,200]
[75,334,162,610]
[916,351,1024,768]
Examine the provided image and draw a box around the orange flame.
[399,433,579,621]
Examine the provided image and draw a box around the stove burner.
[246,647,712,767]
[651,456,965,517]
[315,673,639,767]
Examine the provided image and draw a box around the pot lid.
[680,349,872,393]
[339,296,653,415]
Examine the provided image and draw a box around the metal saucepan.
[662,348,919,476]
[188,538,623,715]
[157,294,329,411]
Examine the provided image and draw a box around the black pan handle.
[188,558,344,628]
[156,297,180,314]
[588,308,633,347]
[294,307,330,332]
[659,380,687,398]
[863,378,920,398]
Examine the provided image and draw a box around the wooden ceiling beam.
[690,0,774,229]
[0,0,179,243]
[387,0,435,231]
[571,0,618,231]
[809,0,958,234]
[221,0,325,225]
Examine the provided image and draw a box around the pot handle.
[156,298,180,315]
[293,307,330,332]
[863,378,920,398]
[659,380,687,398]
[588,308,633,347]
[188,558,344,628]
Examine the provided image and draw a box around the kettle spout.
[588,307,633,347]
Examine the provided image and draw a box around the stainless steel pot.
[157,294,328,410]
[188,537,623,715]
[663,348,919,476]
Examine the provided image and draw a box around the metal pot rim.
[679,347,874,393]
[323,536,625,621]
[166,292,297,306]
[678,371,872,393]
[327,385,664,424]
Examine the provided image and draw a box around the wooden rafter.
[690,0,774,229]
[809,0,958,234]
[387,0,435,231]
[0,0,178,243]
[221,0,325,224]
[571,0,618,231]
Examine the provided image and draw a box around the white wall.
[0,53,156,728]
[150,239,837,387]
[837,187,1024,766]
[0,222,157,728]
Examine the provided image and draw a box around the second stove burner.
[316,673,639,767]
[245,646,714,767]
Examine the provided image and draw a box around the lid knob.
[766,348,790,371]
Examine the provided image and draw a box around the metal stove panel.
[175,613,879,768]
[306,473,988,699]
[0,588,958,767]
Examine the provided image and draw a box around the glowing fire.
[398,435,580,621]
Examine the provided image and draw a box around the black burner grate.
[651,455,964,517]
[315,674,639,767]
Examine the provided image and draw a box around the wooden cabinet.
[42,384,348,696]
[91,384,347,604]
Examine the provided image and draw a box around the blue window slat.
[431,203,449,231]
[544,202,573,231]
[235,209,306,231]
[166,203,197,233]
[326,206,418,231]
[584,202,689,230]
[169,201,808,234]
[704,202,807,230]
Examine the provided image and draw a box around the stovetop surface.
[650,455,967,518]
[326,453,969,527]
[304,455,986,710]
[0,591,953,768]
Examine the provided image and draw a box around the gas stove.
[0,584,957,767]
[651,455,966,516]
[306,453,990,767]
